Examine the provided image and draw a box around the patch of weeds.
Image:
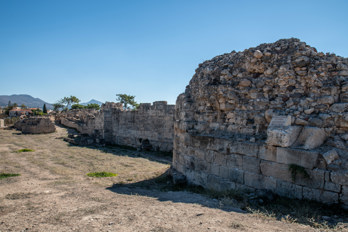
[229,222,244,230]
[87,172,118,178]
[16,148,35,153]
[289,164,309,181]
[0,173,20,179]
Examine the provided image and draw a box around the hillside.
[0,94,53,109]
[81,99,103,106]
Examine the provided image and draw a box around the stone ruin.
[173,38,348,208]
[59,101,174,152]
[14,117,56,134]
[0,119,4,128]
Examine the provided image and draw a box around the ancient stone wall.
[173,38,348,208]
[60,101,174,152]
[14,117,56,134]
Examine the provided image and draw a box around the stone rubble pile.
[173,38,348,208]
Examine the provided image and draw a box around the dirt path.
[0,126,330,231]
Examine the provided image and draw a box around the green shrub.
[71,104,85,110]
[289,164,310,181]
[0,173,20,179]
[87,172,118,177]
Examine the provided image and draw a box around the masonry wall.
[173,38,348,208]
[60,101,174,152]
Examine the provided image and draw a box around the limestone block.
[210,164,220,176]
[244,172,276,191]
[340,186,348,207]
[294,127,327,150]
[324,181,341,193]
[223,168,244,184]
[207,174,232,192]
[330,103,348,113]
[242,156,260,173]
[276,147,319,169]
[303,187,338,204]
[322,149,339,165]
[0,119,4,128]
[266,126,302,147]
[330,171,348,185]
[276,180,303,199]
[214,152,228,166]
[226,153,243,169]
[260,161,292,182]
[259,145,277,162]
[228,142,259,157]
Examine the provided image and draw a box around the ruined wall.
[14,117,56,134]
[60,101,174,152]
[173,38,348,207]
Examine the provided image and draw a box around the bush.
[86,103,100,110]
[87,172,118,177]
[0,173,20,179]
[71,104,85,110]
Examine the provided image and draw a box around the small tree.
[71,104,85,110]
[20,104,27,109]
[116,94,139,110]
[53,103,64,112]
[60,96,80,110]
[43,104,47,113]
[86,103,100,110]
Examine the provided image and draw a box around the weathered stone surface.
[294,127,327,150]
[228,142,259,157]
[0,119,4,128]
[244,172,276,191]
[341,186,348,209]
[59,101,174,152]
[276,180,303,199]
[173,38,348,206]
[14,117,55,134]
[330,103,348,113]
[259,145,277,162]
[266,126,301,147]
[276,147,318,169]
[322,149,339,165]
[330,171,348,185]
[303,187,338,204]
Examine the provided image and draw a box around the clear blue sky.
[1,0,347,104]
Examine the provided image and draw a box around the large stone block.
[244,172,276,191]
[206,174,235,192]
[266,126,302,147]
[294,127,327,150]
[330,171,348,185]
[226,153,243,169]
[218,166,244,184]
[276,180,303,199]
[276,147,319,169]
[340,186,348,207]
[259,145,277,162]
[260,161,292,182]
[303,187,338,204]
[242,156,260,173]
[228,142,259,157]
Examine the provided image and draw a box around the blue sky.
[1,0,347,104]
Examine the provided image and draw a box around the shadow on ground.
[106,168,348,230]
[57,124,172,165]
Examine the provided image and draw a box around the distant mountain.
[81,99,103,106]
[0,94,53,109]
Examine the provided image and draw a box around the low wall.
[14,117,56,134]
[60,101,174,152]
